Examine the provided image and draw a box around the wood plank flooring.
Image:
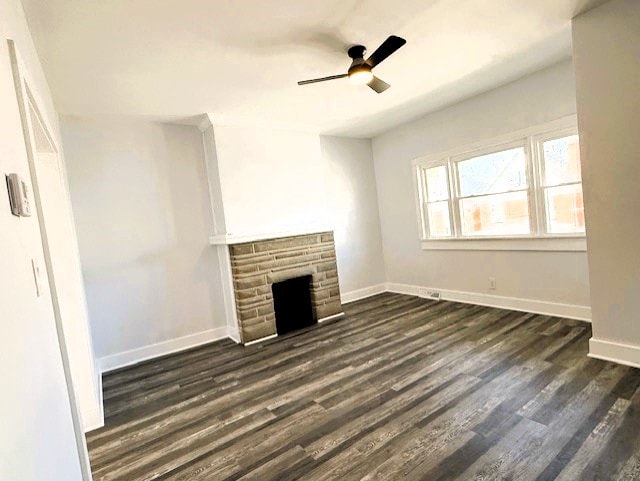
[87,293,640,480]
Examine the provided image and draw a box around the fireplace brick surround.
[228,231,344,343]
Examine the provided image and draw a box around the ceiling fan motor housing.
[347,45,367,60]
[348,45,368,75]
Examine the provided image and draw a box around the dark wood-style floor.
[87,293,640,480]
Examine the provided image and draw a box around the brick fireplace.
[227,231,344,343]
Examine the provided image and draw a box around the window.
[414,118,585,249]
[455,145,530,237]
[539,135,585,234]
[419,165,452,238]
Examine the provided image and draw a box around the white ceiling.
[22,0,605,137]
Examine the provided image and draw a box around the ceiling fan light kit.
[298,35,406,94]
[348,65,374,85]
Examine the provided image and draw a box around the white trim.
[227,326,242,344]
[318,312,345,323]
[82,406,104,432]
[244,334,278,346]
[533,129,583,236]
[197,113,213,133]
[216,246,242,342]
[98,327,228,373]
[209,228,334,245]
[96,364,104,428]
[385,282,591,321]
[412,116,586,248]
[421,237,586,251]
[588,338,640,369]
[83,364,104,432]
[341,284,387,303]
[8,40,93,480]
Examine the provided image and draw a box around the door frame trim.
[8,39,94,480]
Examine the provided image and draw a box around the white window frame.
[412,116,586,252]
[416,163,455,239]
[532,128,585,238]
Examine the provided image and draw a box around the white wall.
[0,0,85,479]
[62,118,228,365]
[572,0,640,365]
[321,136,386,295]
[206,125,387,299]
[372,60,591,312]
[213,125,330,236]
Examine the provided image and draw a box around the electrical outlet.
[489,277,496,290]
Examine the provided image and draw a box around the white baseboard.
[95,284,590,374]
[384,283,423,297]
[385,282,591,322]
[227,329,242,344]
[82,405,104,432]
[589,338,640,369]
[94,282,385,373]
[98,326,228,373]
[82,363,105,432]
[341,284,387,304]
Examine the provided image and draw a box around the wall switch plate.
[489,277,496,290]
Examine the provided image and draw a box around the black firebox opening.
[272,275,315,336]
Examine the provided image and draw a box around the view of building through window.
[542,135,584,234]
[457,147,530,236]
[424,165,451,237]
[460,190,529,236]
[417,128,585,240]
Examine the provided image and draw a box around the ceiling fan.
[297,35,406,94]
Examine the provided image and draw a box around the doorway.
[9,40,95,480]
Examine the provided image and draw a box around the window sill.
[420,236,586,252]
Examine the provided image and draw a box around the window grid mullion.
[456,187,531,202]
[419,167,430,239]
[534,138,549,236]
[447,157,461,238]
[542,180,583,189]
[543,181,582,190]
[527,136,542,237]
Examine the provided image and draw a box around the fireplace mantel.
[209,228,334,246]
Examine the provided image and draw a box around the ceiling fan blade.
[367,76,390,93]
[297,74,348,85]
[365,35,406,68]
